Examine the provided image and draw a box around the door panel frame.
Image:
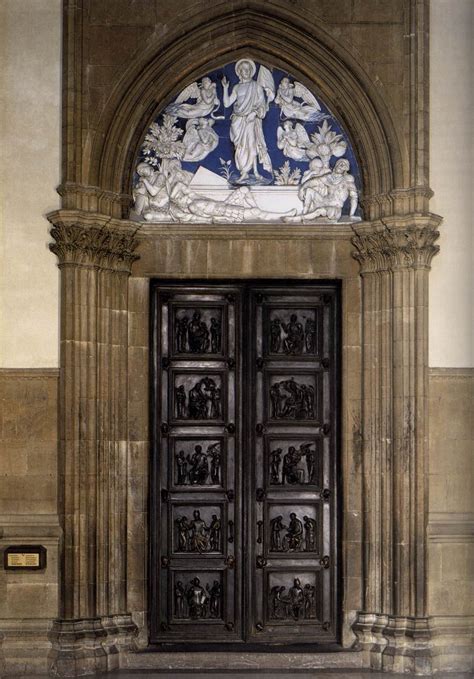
[149,279,342,649]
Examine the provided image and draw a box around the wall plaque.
[4,545,46,570]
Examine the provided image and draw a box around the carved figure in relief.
[188,311,210,353]
[187,445,209,485]
[270,585,289,619]
[176,450,188,485]
[302,444,316,483]
[132,163,168,216]
[305,318,316,354]
[270,318,282,353]
[303,584,316,619]
[303,515,317,552]
[282,314,305,354]
[176,316,189,352]
[174,580,186,618]
[271,378,315,420]
[288,578,305,620]
[207,580,222,618]
[186,577,210,619]
[270,382,283,419]
[166,77,221,120]
[270,448,282,484]
[222,59,274,182]
[182,118,219,162]
[168,177,296,223]
[283,446,302,485]
[287,157,359,223]
[188,378,219,420]
[209,385,221,419]
[277,121,311,162]
[283,513,304,552]
[269,580,316,620]
[176,516,190,552]
[208,443,222,484]
[209,514,221,551]
[210,317,222,353]
[275,77,324,122]
[270,515,286,551]
[189,510,210,553]
[176,385,187,419]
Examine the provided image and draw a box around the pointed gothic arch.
[85,7,406,219]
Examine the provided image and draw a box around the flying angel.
[277,121,312,162]
[166,77,223,119]
[275,77,327,122]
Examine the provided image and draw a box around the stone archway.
[48,2,441,675]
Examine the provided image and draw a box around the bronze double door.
[150,281,340,646]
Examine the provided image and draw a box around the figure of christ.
[222,59,273,182]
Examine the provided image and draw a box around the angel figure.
[222,59,275,182]
[166,76,221,120]
[275,77,326,122]
[277,121,311,162]
[182,118,219,162]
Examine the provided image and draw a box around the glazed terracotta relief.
[132,59,361,224]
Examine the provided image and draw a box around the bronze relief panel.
[171,437,225,489]
[172,304,227,357]
[266,436,322,488]
[265,371,321,423]
[266,570,321,624]
[266,503,321,555]
[171,503,225,555]
[152,282,339,645]
[265,307,322,358]
[173,570,225,622]
[171,370,226,423]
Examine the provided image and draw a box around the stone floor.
[100,673,473,678]
[98,673,473,679]
[11,673,474,678]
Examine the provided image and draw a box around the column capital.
[48,209,140,273]
[351,213,442,274]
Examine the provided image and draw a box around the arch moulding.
[48,2,444,675]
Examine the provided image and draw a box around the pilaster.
[351,213,441,672]
[48,210,140,675]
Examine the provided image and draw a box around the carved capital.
[48,211,140,273]
[351,214,441,274]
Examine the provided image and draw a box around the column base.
[354,612,474,675]
[48,614,138,677]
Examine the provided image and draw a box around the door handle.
[257,520,263,544]
[228,520,234,543]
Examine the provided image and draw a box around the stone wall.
[427,368,474,672]
[0,369,60,674]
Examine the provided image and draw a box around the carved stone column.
[48,211,140,676]
[352,214,441,673]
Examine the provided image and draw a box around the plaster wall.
[429,0,473,368]
[0,0,61,368]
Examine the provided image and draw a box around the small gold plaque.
[4,545,46,570]
[7,552,40,568]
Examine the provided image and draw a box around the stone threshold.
[126,650,365,671]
